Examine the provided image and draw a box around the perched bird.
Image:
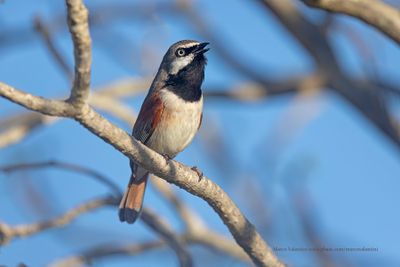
[119,40,209,224]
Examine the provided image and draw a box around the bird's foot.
[191,166,203,182]
[162,153,172,164]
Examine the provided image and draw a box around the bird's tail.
[119,174,148,224]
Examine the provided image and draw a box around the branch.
[302,0,400,45]
[0,196,118,245]
[0,88,136,148]
[151,177,251,262]
[0,113,56,148]
[0,160,122,197]
[141,209,193,267]
[256,0,339,74]
[257,0,400,150]
[0,83,74,116]
[151,177,205,231]
[188,229,251,263]
[0,80,284,267]
[66,0,92,107]
[49,231,252,267]
[0,0,284,265]
[77,104,284,267]
[2,169,248,265]
[34,16,73,81]
[49,241,163,267]
[0,74,307,149]
[205,74,324,102]
[89,93,136,125]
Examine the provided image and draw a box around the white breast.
[148,89,203,157]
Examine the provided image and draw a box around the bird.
[119,40,209,224]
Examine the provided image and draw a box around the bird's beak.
[194,42,210,55]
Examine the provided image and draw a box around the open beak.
[194,42,210,55]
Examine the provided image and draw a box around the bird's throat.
[165,63,204,102]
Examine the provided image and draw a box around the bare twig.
[34,16,73,81]
[49,231,252,267]
[0,161,122,197]
[205,74,324,102]
[2,162,243,265]
[89,94,136,126]
[0,113,56,148]
[256,0,339,74]
[0,196,118,245]
[141,209,193,267]
[151,177,204,231]
[48,241,163,267]
[302,0,400,46]
[188,229,251,263]
[94,78,150,98]
[151,177,251,262]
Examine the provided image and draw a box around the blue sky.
[1,0,400,266]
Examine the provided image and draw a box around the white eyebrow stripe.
[178,42,200,49]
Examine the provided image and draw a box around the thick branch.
[0,82,284,267]
[66,0,92,107]
[302,0,400,45]
[75,104,283,267]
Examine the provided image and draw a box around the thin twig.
[141,209,193,267]
[151,177,251,262]
[48,241,163,267]
[151,177,204,231]
[0,196,118,245]
[34,16,73,81]
[0,113,56,148]
[0,161,122,197]
[49,231,252,267]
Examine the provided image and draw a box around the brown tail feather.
[119,174,148,224]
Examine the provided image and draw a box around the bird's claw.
[191,166,203,182]
[162,153,172,164]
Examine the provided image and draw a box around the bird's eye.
[176,48,186,57]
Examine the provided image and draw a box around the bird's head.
[162,40,209,77]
